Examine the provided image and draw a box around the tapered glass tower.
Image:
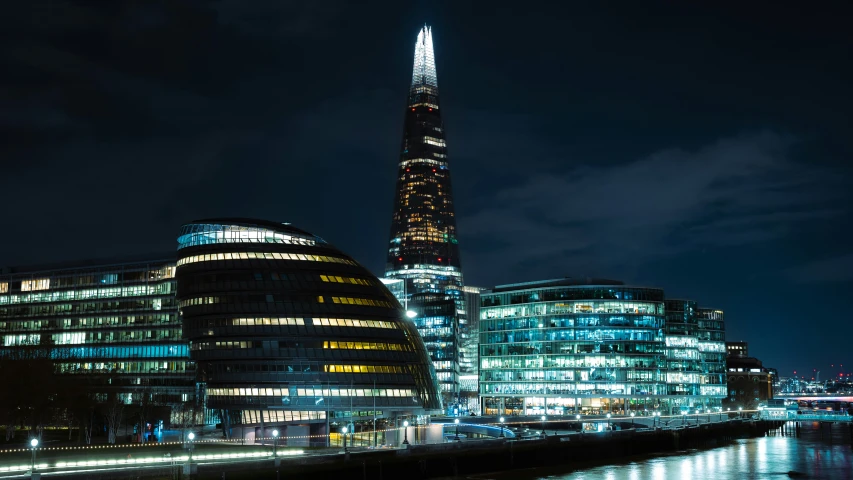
[386,26,465,404]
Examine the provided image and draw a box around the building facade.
[726,341,748,358]
[0,256,195,440]
[664,300,702,407]
[459,286,483,393]
[479,279,668,416]
[177,219,442,443]
[384,26,466,402]
[478,279,727,416]
[724,341,773,409]
[697,308,727,399]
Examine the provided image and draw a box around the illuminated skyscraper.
[385,26,464,403]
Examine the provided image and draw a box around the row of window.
[55,360,192,374]
[324,297,394,308]
[2,329,180,346]
[397,158,447,169]
[176,252,357,267]
[0,284,173,306]
[0,298,174,318]
[0,344,189,360]
[323,365,406,374]
[21,279,51,291]
[481,382,666,396]
[192,339,409,352]
[324,341,407,351]
[181,295,394,309]
[482,370,663,382]
[313,318,397,329]
[239,410,325,424]
[481,355,663,370]
[228,317,304,326]
[189,317,399,330]
[207,387,415,398]
[177,224,316,248]
[319,275,373,286]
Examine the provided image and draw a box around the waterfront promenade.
[0,415,774,479]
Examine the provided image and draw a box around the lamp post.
[30,438,38,474]
[187,432,195,465]
[630,411,635,428]
[403,421,409,445]
[541,415,546,435]
[272,429,279,458]
[499,417,505,438]
[342,427,348,453]
[454,418,460,441]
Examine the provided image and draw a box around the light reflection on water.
[482,423,853,480]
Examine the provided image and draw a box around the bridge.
[759,409,852,423]
[775,394,853,402]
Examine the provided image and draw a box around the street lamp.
[541,415,546,435]
[342,426,348,453]
[499,417,505,438]
[187,432,195,465]
[403,421,409,445]
[272,429,279,458]
[630,411,635,427]
[454,418,460,441]
[30,438,38,474]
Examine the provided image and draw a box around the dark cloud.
[458,132,847,284]
[786,253,853,284]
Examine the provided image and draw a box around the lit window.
[176,252,357,267]
[21,278,50,291]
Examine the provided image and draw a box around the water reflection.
[481,423,853,480]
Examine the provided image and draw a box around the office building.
[478,278,727,415]
[697,308,727,398]
[479,278,668,415]
[177,219,442,443]
[459,286,484,413]
[0,256,195,441]
[385,25,466,402]
[664,300,702,404]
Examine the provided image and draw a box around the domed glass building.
[176,219,441,443]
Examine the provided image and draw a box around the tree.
[104,396,125,444]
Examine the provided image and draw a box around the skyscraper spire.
[411,25,437,89]
[385,26,465,404]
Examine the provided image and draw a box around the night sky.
[2,1,851,380]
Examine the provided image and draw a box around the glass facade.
[479,279,667,416]
[177,219,441,441]
[0,257,195,423]
[385,26,465,402]
[479,279,726,416]
[664,300,701,403]
[459,286,483,392]
[697,308,727,398]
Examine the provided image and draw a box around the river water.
[477,423,853,480]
